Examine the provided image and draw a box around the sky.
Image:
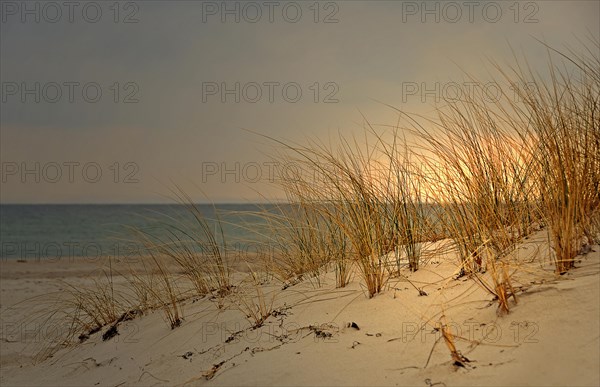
[1,0,598,203]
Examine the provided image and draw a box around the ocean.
[0,204,274,261]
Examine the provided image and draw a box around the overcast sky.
[1,0,598,203]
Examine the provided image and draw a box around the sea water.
[0,204,275,261]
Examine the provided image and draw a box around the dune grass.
[258,127,438,298]
[234,270,277,329]
[19,38,599,368]
[256,202,339,288]
[503,41,600,273]
[139,189,233,297]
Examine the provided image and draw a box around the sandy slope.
[1,231,598,386]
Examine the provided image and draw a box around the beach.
[1,230,598,386]
[3,2,599,386]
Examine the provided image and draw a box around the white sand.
[1,230,598,386]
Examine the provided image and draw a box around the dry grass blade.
[235,270,276,329]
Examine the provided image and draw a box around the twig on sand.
[138,370,169,383]
[183,346,251,384]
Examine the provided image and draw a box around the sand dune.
[1,230,598,386]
